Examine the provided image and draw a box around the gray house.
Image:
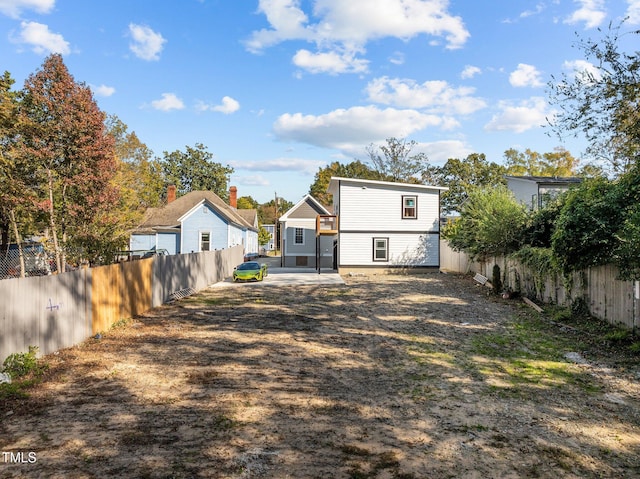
[278,194,334,268]
[130,186,258,256]
[506,176,582,210]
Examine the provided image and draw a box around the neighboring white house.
[327,177,447,272]
[278,194,334,268]
[506,175,582,210]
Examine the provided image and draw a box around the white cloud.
[422,140,474,164]
[273,105,442,150]
[365,76,486,115]
[484,97,551,133]
[564,0,606,29]
[235,175,271,187]
[0,0,54,19]
[562,59,602,82]
[509,63,544,88]
[231,158,326,175]
[151,93,184,111]
[246,0,470,73]
[461,65,481,79]
[196,96,241,114]
[214,96,240,114]
[128,24,166,61]
[626,0,640,24]
[14,21,69,55]
[389,51,405,65]
[91,84,115,97]
[293,49,369,74]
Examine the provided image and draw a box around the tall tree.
[309,160,380,205]
[20,54,119,269]
[237,195,259,210]
[0,70,39,276]
[161,143,233,200]
[366,137,429,182]
[106,115,163,211]
[424,153,506,214]
[503,148,544,176]
[548,21,639,175]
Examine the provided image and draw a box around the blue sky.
[1,1,638,204]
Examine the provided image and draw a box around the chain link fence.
[0,243,54,279]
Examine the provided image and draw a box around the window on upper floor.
[402,195,417,219]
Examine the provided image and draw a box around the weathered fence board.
[439,241,639,332]
[1,246,243,361]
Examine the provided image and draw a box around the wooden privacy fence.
[0,246,243,361]
[439,241,639,332]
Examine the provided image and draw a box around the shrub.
[2,346,41,379]
[444,186,527,260]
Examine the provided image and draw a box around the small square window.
[402,195,417,219]
[373,237,388,262]
[294,227,304,245]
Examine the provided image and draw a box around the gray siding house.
[279,195,334,268]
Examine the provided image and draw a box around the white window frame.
[373,237,389,262]
[294,227,304,245]
[402,195,417,219]
[200,231,211,252]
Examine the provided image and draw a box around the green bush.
[2,346,40,379]
[444,186,527,260]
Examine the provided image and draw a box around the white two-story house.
[327,177,447,272]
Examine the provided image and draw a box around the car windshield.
[237,262,260,271]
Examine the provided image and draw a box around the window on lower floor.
[200,232,211,251]
[294,227,304,245]
[373,237,389,261]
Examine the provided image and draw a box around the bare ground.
[1,272,639,478]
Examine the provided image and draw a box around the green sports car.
[233,261,268,282]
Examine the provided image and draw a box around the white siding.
[338,183,440,232]
[339,232,439,267]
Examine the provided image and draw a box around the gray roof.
[505,175,583,185]
[133,191,258,233]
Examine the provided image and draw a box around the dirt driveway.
[1,273,639,478]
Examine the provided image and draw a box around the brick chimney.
[229,186,237,208]
[167,185,177,204]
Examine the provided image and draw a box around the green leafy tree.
[614,206,640,280]
[258,198,293,225]
[424,153,506,214]
[551,177,621,273]
[309,160,380,205]
[258,226,271,247]
[237,196,259,210]
[20,54,119,269]
[443,186,527,260]
[161,143,233,200]
[366,137,429,182]
[504,148,544,176]
[107,115,163,210]
[548,21,640,175]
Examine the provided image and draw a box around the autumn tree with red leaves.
[20,54,119,269]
